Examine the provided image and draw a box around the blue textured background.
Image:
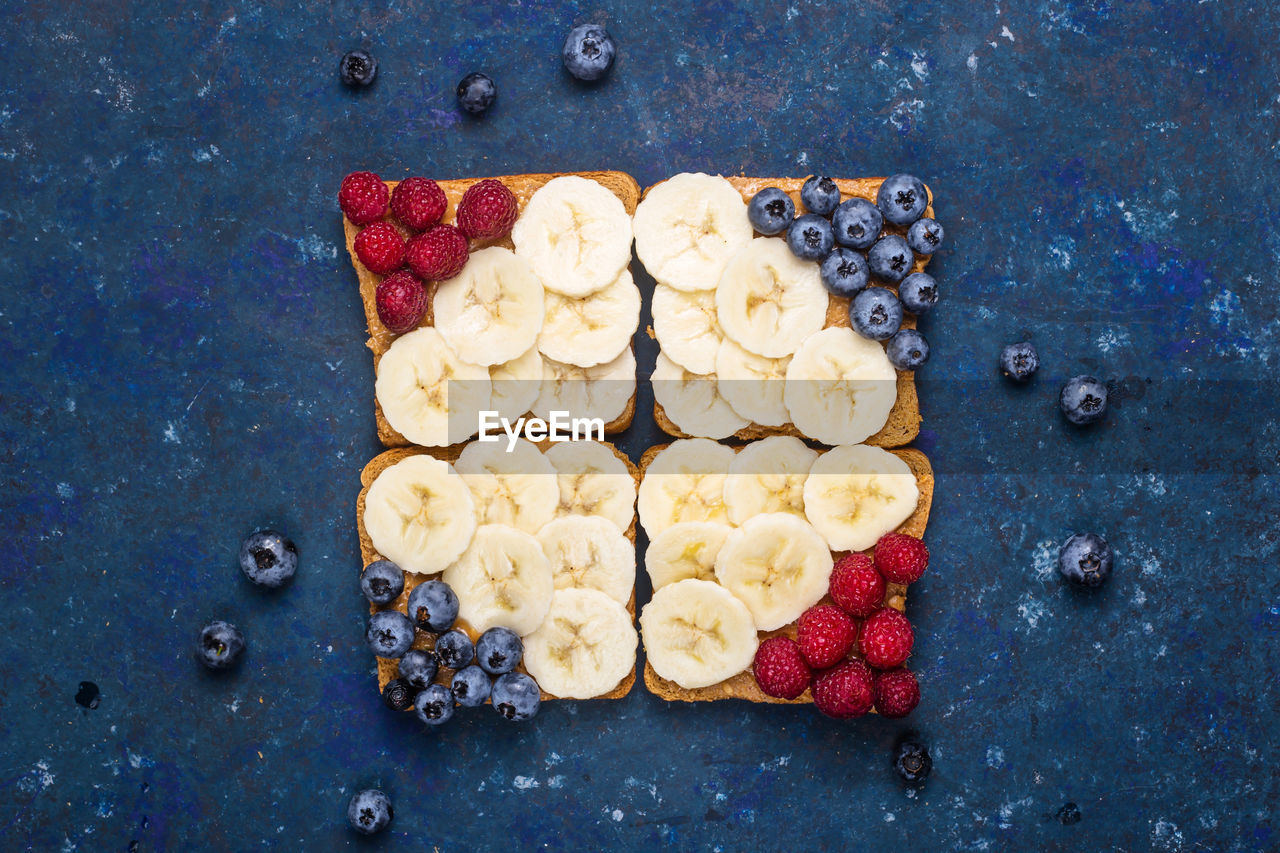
[2,0,1277,849]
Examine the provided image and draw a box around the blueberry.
[747,187,795,236]
[907,217,944,255]
[347,789,393,835]
[492,672,541,721]
[451,665,493,707]
[196,620,245,670]
[818,248,869,298]
[849,287,904,341]
[562,24,616,81]
[800,175,840,216]
[785,214,834,261]
[338,50,378,88]
[876,174,928,225]
[899,272,938,314]
[1056,802,1083,825]
[999,341,1039,382]
[366,611,415,659]
[866,234,914,284]
[893,739,932,784]
[238,529,297,589]
[406,580,459,632]
[886,329,930,371]
[413,683,455,726]
[397,649,438,690]
[832,198,883,249]
[1058,532,1113,587]
[476,627,523,675]
[360,560,404,606]
[457,72,496,115]
[434,629,475,670]
[1059,375,1108,425]
[381,678,417,712]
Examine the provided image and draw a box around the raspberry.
[455,179,518,241]
[751,636,811,700]
[859,607,914,669]
[354,222,406,275]
[795,605,858,669]
[406,225,469,281]
[375,270,429,334]
[874,533,929,585]
[390,177,448,232]
[829,553,887,617]
[338,171,389,225]
[872,667,920,718]
[811,659,874,719]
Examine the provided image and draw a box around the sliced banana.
[544,441,636,532]
[363,455,476,576]
[644,521,733,590]
[442,524,554,636]
[637,438,736,536]
[454,439,559,534]
[783,326,897,446]
[536,516,635,605]
[640,578,758,689]
[375,327,491,447]
[803,444,920,552]
[651,352,748,440]
[723,436,818,524]
[633,173,753,292]
[537,268,641,368]
[533,348,636,427]
[715,338,791,427]
[652,285,722,374]
[714,513,834,631]
[714,237,828,358]
[489,346,543,423]
[433,246,545,367]
[511,175,634,297]
[522,588,638,699]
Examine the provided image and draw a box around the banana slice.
[533,348,636,427]
[363,454,477,576]
[636,438,735,536]
[511,175,634,297]
[537,268,641,368]
[544,440,636,532]
[454,439,559,534]
[644,521,732,590]
[442,524,554,636]
[633,173,753,292]
[433,246,545,367]
[714,237,828,358]
[715,338,791,427]
[375,327,492,447]
[651,352,749,440]
[802,444,919,552]
[714,513,834,631]
[640,578,758,689]
[522,588,638,699]
[783,326,897,446]
[489,346,542,423]
[652,285,722,374]
[536,516,635,605]
[723,436,818,524]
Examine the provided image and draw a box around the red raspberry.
[795,604,858,669]
[338,171,389,225]
[354,222,406,275]
[751,636,811,700]
[859,607,914,669]
[829,553,886,617]
[874,533,929,584]
[390,177,448,231]
[375,270,429,334]
[406,225,469,281]
[811,659,874,719]
[873,667,920,718]
[455,179,518,241]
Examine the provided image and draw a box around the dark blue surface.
[2,1,1277,850]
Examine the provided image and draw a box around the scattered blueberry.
[866,234,914,284]
[451,665,493,707]
[1059,375,1108,425]
[434,629,475,670]
[999,341,1039,382]
[398,649,438,690]
[785,214,834,261]
[238,530,297,589]
[1056,802,1083,825]
[819,248,869,298]
[360,560,404,606]
[886,329,930,371]
[832,198,883,249]
[414,684,455,726]
[347,789,393,835]
[876,174,928,225]
[898,272,938,314]
[338,50,378,88]
[381,678,417,712]
[849,287,904,341]
[800,176,840,216]
[492,672,541,721]
[196,621,245,670]
[406,580,459,632]
[366,611,415,659]
[562,24,616,81]
[457,72,497,115]
[907,217,944,255]
[747,187,795,236]
[893,739,932,784]
[1058,532,1113,588]
[476,627,523,675]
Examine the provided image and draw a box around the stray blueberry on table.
[451,665,493,707]
[886,329,930,371]
[876,174,928,225]
[898,272,938,315]
[434,628,475,670]
[850,287,904,341]
[800,175,841,216]
[1058,532,1113,588]
[347,789,393,835]
[999,341,1039,382]
[892,739,932,784]
[338,50,378,88]
[492,672,541,721]
[366,611,415,659]
[747,187,795,236]
[196,621,245,670]
[819,247,869,298]
[397,648,438,690]
[476,627,523,675]
[381,677,417,712]
[907,217,944,255]
[457,72,497,115]
[360,560,404,606]
[562,24,616,81]
[1059,375,1108,425]
[238,529,297,589]
[407,579,459,632]
[866,234,915,284]
[414,683,455,726]
[1056,802,1083,825]
[832,198,883,249]
[785,214,835,261]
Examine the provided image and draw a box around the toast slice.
[342,171,643,447]
[636,441,934,704]
[356,440,640,703]
[646,175,932,447]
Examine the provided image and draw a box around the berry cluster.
[195,528,300,670]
